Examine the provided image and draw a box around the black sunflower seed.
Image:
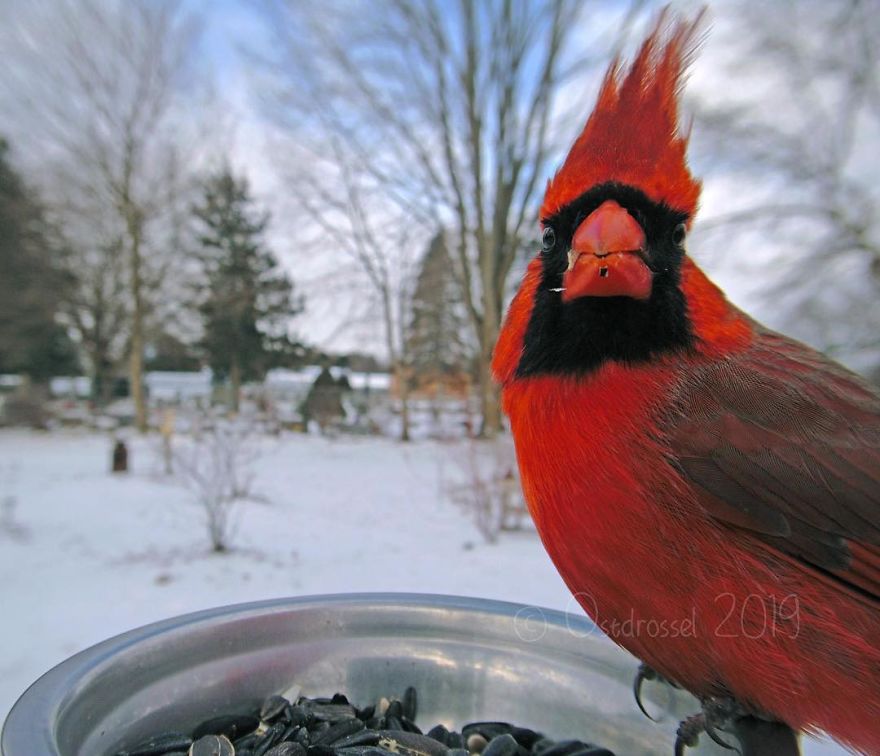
[529,738,555,754]
[308,747,338,756]
[236,734,259,750]
[310,722,330,736]
[266,744,307,756]
[402,688,418,722]
[377,731,448,756]
[482,734,523,756]
[261,696,291,722]
[289,706,311,728]
[509,729,541,750]
[445,732,463,749]
[111,688,616,756]
[255,723,287,756]
[425,725,449,746]
[534,742,596,756]
[308,703,358,723]
[312,718,365,746]
[333,729,381,749]
[400,719,421,735]
[462,723,511,741]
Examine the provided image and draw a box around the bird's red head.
[541,11,703,223]
[493,10,749,385]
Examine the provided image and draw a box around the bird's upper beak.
[561,200,652,301]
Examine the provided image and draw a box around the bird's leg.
[673,696,801,756]
[729,716,800,756]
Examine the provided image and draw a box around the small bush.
[172,416,263,552]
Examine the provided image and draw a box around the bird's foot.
[632,662,680,721]
[673,697,801,756]
[674,697,744,755]
[632,666,799,755]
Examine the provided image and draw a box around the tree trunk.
[397,362,411,442]
[129,329,145,431]
[128,215,147,433]
[477,348,501,438]
[229,357,241,414]
[92,348,112,407]
[477,293,502,438]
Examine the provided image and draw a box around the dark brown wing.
[665,325,880,600]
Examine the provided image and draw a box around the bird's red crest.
[541,11,704,221]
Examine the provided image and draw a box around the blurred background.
[0,1,876,751]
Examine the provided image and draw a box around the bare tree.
[1,0,201,429]
[257,0,647,436]
[269,128,421,440]
[693,0,880,374]
[444,436,528,543]
[173,418,263,553]
[60,229,129,406]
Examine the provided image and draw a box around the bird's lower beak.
[561,200,652,302]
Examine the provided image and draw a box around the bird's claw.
[702,698,740,751]
[633,663,659,721]
[631,667,755,754]
[674,713,704,756]
[633,663,681,722]
[674,697,744,756]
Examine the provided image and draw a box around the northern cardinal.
[493,12,880,755]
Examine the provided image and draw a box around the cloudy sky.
[186,0,754,351]
[3,0,877,370]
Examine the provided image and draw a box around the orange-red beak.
[561,200,652,301]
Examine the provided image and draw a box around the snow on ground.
[0,430,843,755]
[0,429,574,723]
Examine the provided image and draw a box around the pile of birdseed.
[113,687,615,756]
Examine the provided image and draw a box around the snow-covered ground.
[0,430,843,755]
[0,430,573,722]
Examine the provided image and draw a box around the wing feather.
[666,327,880,600]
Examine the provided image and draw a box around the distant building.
[0,375,23,395]
[264,366,392,433]
[265,367,391,404]
[49,376,92,399]
[144,368,213,403]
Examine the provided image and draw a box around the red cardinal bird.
[493,13,880,755]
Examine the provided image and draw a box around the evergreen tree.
[145,332,202,373]
[192,167,302,410]
[406,231,470,382]
[0,138,78,381]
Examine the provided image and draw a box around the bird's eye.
[542,226,556,253]
[672,223,686,246]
